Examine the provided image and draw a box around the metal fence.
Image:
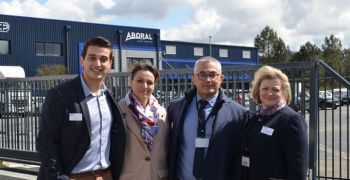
[0,60,349,179]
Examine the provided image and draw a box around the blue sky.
[1,0,350,51]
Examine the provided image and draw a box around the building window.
[127,58,153,69]
[194,47,203,56]
[0,40,10,54]
[165,45,176,55]
[242,50,251,59]
[219,49,228,58]
[36,42,62,56]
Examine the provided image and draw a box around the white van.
[0,66,32,117]
[0,66,26,79]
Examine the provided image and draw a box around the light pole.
[209,35,212,56]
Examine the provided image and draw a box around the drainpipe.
[65,25,71,74]
[155,33,160,69]
[117,30,123,72]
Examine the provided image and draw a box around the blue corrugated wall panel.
[160,40,259,69]
[0,14,160,76]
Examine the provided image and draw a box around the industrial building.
[161,40,258,69]
[0,14,258,76]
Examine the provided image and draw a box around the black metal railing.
[0,60,348,180]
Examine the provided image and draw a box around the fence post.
[309,60,319,180]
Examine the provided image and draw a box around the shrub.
[36,64,67,76]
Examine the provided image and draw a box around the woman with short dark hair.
[118,63,168,180]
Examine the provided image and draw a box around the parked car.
[318,90,340,109]
[236,93,250,107]
[222,88,250,107]
[333,89,350,106]
[0,66,33,118]
[31,96,45,114]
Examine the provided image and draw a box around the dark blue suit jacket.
[167,88,248,180]
[241,106,309,180]
[36,76,126,180]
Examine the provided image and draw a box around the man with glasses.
[167,56,248,180]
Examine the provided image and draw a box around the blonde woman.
[240,65,308,180]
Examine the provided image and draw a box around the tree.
[343,48,350,78]
[36,64,67,76]
[321,35,344,74]
[254,26,290,64]
[272,37,292,63]
[292,41,322,62]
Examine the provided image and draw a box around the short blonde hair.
[250,65,292,105]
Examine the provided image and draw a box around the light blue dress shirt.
[71,76,112,173]
[177,92,218,180]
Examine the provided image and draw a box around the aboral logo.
[125,32,152,42]
[0,22,10,32]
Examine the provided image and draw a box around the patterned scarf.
[256,101,286,120]
[125,91,159,151]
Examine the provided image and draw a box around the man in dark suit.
[167,56,248,180]
[36,36,126,180]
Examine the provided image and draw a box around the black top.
[36,76,126,180]
[240,106,309,180]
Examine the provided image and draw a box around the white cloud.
[97,0,116,10]
[0,0,49,16]
[44,0,90,21]
[1,0,350,50]
[165,0,350,50]
[162,8,224,42]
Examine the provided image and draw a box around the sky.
[1,0,350,51]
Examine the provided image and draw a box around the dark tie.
[193,100,208,179]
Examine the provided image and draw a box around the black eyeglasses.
[195,72,221,81]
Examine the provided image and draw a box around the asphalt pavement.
[0,161,38,180]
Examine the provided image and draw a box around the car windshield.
[333,89,350,98]
[319,91,325,97]
[319,91,333,99]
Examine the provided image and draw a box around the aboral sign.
[125,31,153,42]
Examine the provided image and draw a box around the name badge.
[261,126,274,136]
[195,138,209,148]
[241,156,250,167]
[69,113,82,121]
